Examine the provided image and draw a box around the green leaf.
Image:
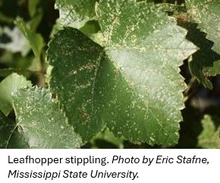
[48,0,197,145]
[197,115,220,148]
[96,0,197,145]
[0,73,32,116]
[0,111,29,148]
[0,111,15,148]
[55,0,96,28]
[48,28,105,142]
[14,18,44,63]
[185,0,220,88]
[12,87,82,148]
[187,24,220,89]
[186,0,220,54]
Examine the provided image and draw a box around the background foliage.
[0,0,220,148]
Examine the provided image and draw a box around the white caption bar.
[0,149,219,183]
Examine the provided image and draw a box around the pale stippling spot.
[75,82,92,90]
[150,137,155,142]
[68,70,77,76]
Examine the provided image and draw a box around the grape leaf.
[48,0,197,145]
[186,0,220,89]
[0,73,32,116]
[197,115,220,148]
[12,87,82,148]
[186,24,220,89]
[0,111,29,148]
[186,0,220,54]
[55,0,96,29]
[48,28,106,142]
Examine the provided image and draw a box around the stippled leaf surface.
[55,0,96,28]
[0,73,32,116]
[186,0,220,54]
[48,0,197,145]
[48,29,105,142]
[197,115,220,148]
[12,87,82,148]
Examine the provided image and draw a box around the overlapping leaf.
[55,0,96,28]
[186,24,220,89]
[197,115,220,148]
[0,111,29,148]
[12,87,82,148]
[185,0,220,88]
[48,0,197,145]
[186,0,220,54]
[0,73,32,116]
